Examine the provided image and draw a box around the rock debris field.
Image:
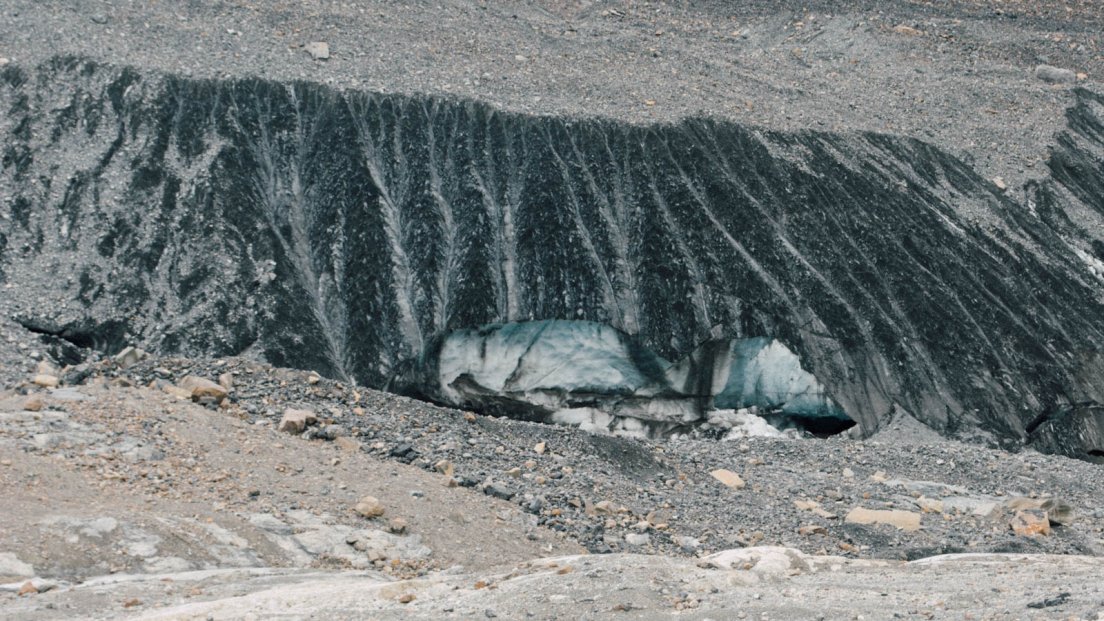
[2,352,1104,619]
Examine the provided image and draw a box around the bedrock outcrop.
[1,58,1103,454]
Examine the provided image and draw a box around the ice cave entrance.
[417,320,855,439]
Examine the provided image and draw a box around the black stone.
[484,484,516,501]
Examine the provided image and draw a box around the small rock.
[593,500,618,514]
[674,536,700,551]
[1011,509,1050,536]
[624,533,650,546]
[992,177,1007,190]
[0,58,9,67]
[161,383,193,400]
[893,24,924,36]
[842,467,855,478]
[17,581,37,596]
[334,436,361,452]
[799,525,828,536]
[278,408,318,434]
[534,441,546,454]
[484,483,516,501]
[398,593,415,604]
[434,460,455,477]
[218,372,234,391]
[90,13,108,24]
[388,518,408,534]
[389,444,417,461]
[22,395,44,412]
[123,598,142,608]
[307,372,321,385]
[916,497,944,513]
[844,507,921,531]
[35,360,57,376]
[305,42,330,60]
[179,376,228,403]
[710,469,745,489]
[113,346,147,368]
[355,496,386,518]
[32,374,59,388]
[1035,64,1077,84]
[870,470,888,483]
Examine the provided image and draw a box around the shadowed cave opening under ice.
[402,320,857,439]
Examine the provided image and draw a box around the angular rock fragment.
[278,408,317,434]
[179,376,228,404]
[1010,509,1050,536]
[305,42,330,60]
[844,507,921,531]
[710,469,746,489]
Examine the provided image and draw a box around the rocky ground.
[2,347,1104,618]
[0,0,1101,189]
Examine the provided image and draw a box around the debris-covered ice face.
[428,320,854,436]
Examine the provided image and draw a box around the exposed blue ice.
[427,320,852,434]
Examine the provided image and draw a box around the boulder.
[1010,509,1050,536]
[32,374,59,388]
[0,553,34,580]
[305,42,330,60]
[113,346,147,368]
[354,496,385,518]
[278,409,318,434]
[1035,64,1077,84]
[179,376,228,403]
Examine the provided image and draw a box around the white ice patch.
[706,408,802,440]
[550,407,651,439]
[550,407,613,434]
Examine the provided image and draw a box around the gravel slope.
[0,0,1100,188]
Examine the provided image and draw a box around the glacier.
[2,58,1104,457]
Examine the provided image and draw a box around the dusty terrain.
[2,353,1104,619]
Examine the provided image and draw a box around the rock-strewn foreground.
[2,355,1104,619]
